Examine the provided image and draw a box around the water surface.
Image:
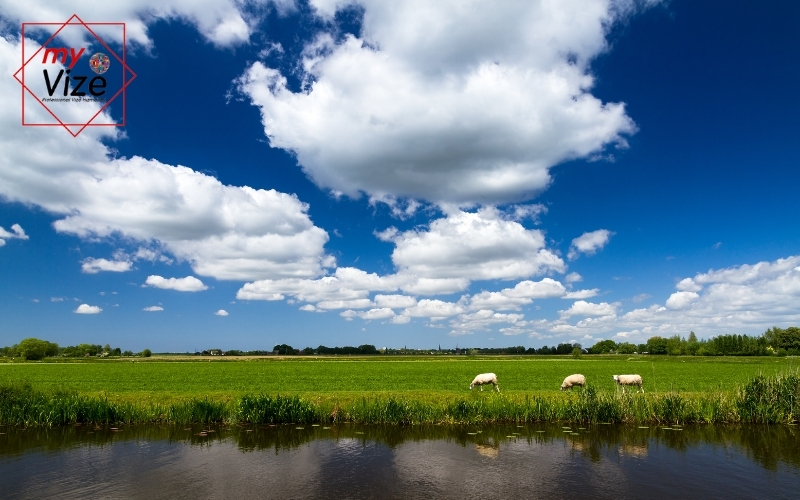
[1,423,798,499]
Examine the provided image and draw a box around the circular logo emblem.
[89,53,110,74]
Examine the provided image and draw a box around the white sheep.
[612,374,644,393]
[560,374,586,391]
[470,373,500,392]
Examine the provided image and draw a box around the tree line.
[3,327,798,360]
[588,327,800,356]
[1,338,150,360]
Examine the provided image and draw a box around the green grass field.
[0,355,794,403]
[1,356,798,426]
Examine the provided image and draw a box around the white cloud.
[568,229,613,260]
[340,307,397,321]
[563,289,600,299]
[239,0,643,205]
[468,278,567,310]
[374,294,417,309]
[74,303,102,314]
[564,272,583,283]
[404,299,465,319]
[531,255,800,342]
[0,0,280,48]
[0,223,28,246]
[145,275,208,292]
[214,309,229,316]
[237,209,568,308]
[143,305,164,311]
[390,315,411,324]
[448,310,525,336]
[388,207,565,282]
[665,291,698,310]
[316,298,374,310]
[559,300,618,318]
[676,277,702,292]
[0,36,332,283]
[81,257,133,274]
[237,267,401,303]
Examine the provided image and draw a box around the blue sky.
[1,0,799,352]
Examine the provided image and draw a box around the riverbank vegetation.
[0,367,796,427]
[1,334,797,426]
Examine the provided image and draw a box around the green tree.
[646,336,668,355]
[771,327,800,352]
[17,338,59,360]
[617,342,637,354]
[273,344,296,355]
[588,339,617,354]
[666,335,683,355]
[141,348,152,358]
[686,331,700,355]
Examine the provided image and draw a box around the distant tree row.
[0,338,148,360]
[587,327,800,356]
[266,344,380,355]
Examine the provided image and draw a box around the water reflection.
[0,423,798,499]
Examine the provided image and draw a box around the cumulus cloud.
[214,309,229,316]
[564,272,583,283]
[237,267,401,303]
[374,294,417,309]
[145,275,208,292]
[468,278,566,311]
[340,307,396,321]
[81,257,133,274]
[563,289,600,299]
[74,303,102,314]
[387,207,565,282]
[524,255,800,342]
[0,223,28,247]
[143,305,164,311]
[0,35,332,282]
[238,208,566,310]
[568,229,613,260]
[665,291,698,310]
[239,0,643,205]
[404,299,465,319]
[559,300,618,318]
[448,310,525,336]
[0,0,287,48]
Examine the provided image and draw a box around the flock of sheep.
[469,372,644,393]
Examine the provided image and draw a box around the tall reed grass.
[1,372,796,427]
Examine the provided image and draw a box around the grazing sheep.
[470,373,500,392]
[612,374,644,393]
[561,374,586,391]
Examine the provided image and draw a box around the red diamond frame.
[13,14,137,138]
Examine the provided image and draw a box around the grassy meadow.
[0,355,797,426]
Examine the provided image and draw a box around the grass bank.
[0,355,794,403]
[1,372,797,427]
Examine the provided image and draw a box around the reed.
[1,372,796,427]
